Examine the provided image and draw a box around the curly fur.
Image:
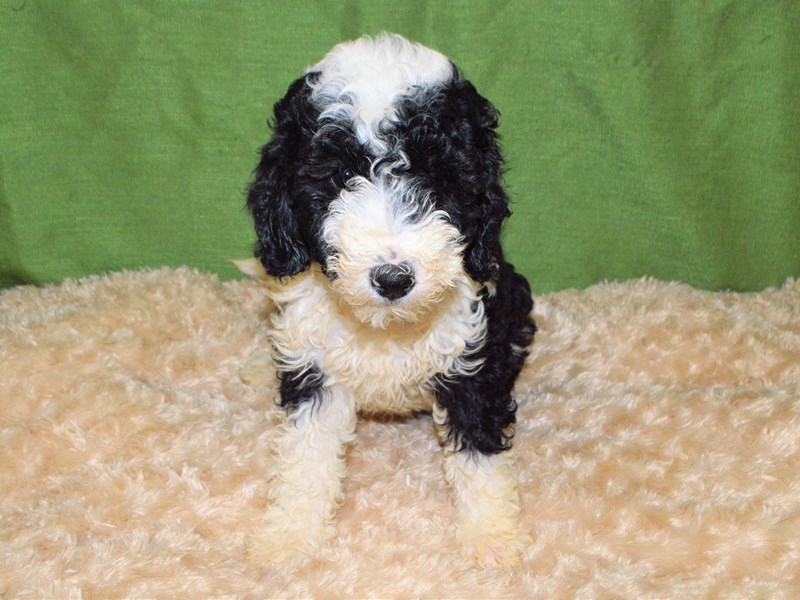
[245,33,536,567]
[3,270,800,596]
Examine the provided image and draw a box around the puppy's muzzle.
[370,262,415,301]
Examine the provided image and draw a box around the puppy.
[246,33,535,567]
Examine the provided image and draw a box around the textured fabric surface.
[2,1,799,292]
[1,268,799,597]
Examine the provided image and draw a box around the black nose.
[370,262,415,301]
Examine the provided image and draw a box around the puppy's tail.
[230,257,271,282]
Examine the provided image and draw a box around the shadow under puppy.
[245,33,536,568]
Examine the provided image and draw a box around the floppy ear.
[457,80,510,284]
[246,75,318,277]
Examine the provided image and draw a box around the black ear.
[458,81,509,284]
[246,75,318,277]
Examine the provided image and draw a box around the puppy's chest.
[272,288,484,414]
[322,323,448,413]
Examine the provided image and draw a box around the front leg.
[250,365,356,562]
[433,371,528,568]
[433,263,535,567]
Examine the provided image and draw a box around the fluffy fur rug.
[1,268,798,598]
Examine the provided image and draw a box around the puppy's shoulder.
[482,261,535,345]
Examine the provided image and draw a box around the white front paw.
[456,519,529,568]
[248,508,333,563]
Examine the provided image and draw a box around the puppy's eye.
[337,167,356,189]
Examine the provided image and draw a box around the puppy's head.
[247,33,509,327]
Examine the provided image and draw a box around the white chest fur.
[266,267,486,414]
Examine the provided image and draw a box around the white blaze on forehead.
[307,33,453,150]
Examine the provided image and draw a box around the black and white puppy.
[246,33,535,567]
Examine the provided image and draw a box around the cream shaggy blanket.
[1,269,798,598]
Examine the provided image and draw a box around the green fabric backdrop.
[2,1,798,293]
